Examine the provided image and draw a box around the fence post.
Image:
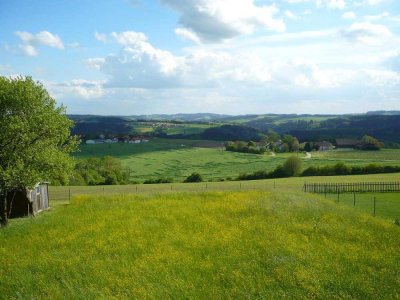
[353,193,356,207]
[69,188,71,201]
[103,186,105,195]
[206,183,208,190]
[136,185,138,192]
[170,185,172,191]
[337,189,340,203]
[240,183,242,189]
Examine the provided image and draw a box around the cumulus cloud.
[175,28,201,44]
[46,79,105,100]
[340,22,392,45]
[160,0,285,42]
[86,30,344,90]
[91,31,182,88]
[15,30,64,56]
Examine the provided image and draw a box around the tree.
[304,142,314,152]
[0,76,79,227]
[359,135,384,150]
[282,156,303,176]
[184,172,203,183]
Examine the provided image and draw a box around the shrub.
[334,163,352,175]
[143,178,173,184]
[282,156,303,176]
[184,173,203,183]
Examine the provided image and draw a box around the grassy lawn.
[1,190,399,299]
[75,141,400,182]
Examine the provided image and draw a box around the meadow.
[1,187,399,299]
[76,140,400,182]
[49,173,400,220]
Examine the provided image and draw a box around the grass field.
[1,188,399,299]
[49,173,400,220]
[75,141,400,182]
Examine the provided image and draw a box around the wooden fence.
[303,182,400,194]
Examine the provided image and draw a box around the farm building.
[6,183,49,218]
[336,138,360,149]
[315,141,334,151]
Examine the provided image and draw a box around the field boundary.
[304,182,400,194]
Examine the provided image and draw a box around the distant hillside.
[198,125,262,141]
[68,113,400,146]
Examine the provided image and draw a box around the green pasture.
[165,123,216,135]
[312,148,400,160]
[75,141,400,182]
[49,173,400,220]
[1,188,399,299]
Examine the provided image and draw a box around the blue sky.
[0,0,399,115]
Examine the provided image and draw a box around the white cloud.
[15,30,64,56]
[93,31,182,88]
[284,10,298,20]
[317,0,346,10]
[87,30,344,90]
[364,0,387,5]
[342,11,356,19]
[95,31,108,43]
[110,31,148,45]
[19,44,38,57]
[340,22,392,45]
[46,79,106,100]
[175,28,201,44]
[363,12,390,21]
[160,0,285,42]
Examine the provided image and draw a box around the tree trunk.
[0,191,8,227]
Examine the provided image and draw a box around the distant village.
[85,134,151,144]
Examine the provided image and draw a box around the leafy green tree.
[184,172,203,183]
[0,76,79,227]
[359,135,384,150]
[304,142,313,152]
[282,156,303,176]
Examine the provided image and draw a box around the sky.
[0,0,399,115]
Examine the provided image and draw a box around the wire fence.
[303,182,400,193]
[48,180,287,201]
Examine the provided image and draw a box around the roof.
[315,141,333,147]
[336,138,359,146]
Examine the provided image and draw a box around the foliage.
[69,156,131,186]
[282,156,303,176]
[302,163,400,177]
[358,135,384,150]
[0,76,78,226]
[304,142,314,152]
[184,172,203,183]
[272,134,300,153]
[225,141,266,154]
[144,178,173,184]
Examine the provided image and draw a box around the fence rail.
[303,182,400,194]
